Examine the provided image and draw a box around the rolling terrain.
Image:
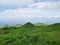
[0,22,60,45]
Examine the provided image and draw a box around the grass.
[0,23,60,45]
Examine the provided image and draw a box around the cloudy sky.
[0,0,60,25]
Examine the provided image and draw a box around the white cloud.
[0,1,60,16]
[29,1,60,10]
[0,1,60,24]
[0,0,34,6]
[45,1,60,10]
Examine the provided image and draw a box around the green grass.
[0,23,60,45]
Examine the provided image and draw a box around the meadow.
[0,22,60,45]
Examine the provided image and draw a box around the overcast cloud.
[0,0,60,25]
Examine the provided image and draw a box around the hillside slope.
[0,23,60,45]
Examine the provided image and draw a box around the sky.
[0,0,60,25]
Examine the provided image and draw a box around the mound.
[35,23,47,26]
[21,22,35,28]
[51,23,60,30]
[46,23,60,31]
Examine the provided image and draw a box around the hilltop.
[35,23,47,26]
[21,22,35,28]
[46,23,60,31]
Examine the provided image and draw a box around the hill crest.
[21,22,35,28]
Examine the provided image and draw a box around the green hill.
[35,23,47,26]
[46,23,60,31]
[21,22,35,28]
[0,23,60,45]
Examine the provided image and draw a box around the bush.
[2,27,10,30]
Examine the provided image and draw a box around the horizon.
[0,22,60,26]
[0,0,60,25]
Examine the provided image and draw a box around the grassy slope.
[0,23,60,45]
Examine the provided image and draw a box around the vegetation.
[0,22,60,45]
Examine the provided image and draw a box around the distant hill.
[21,22,35,28]
[14,24,22,27]
[46,23,60,31]
[35,23,47,26]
